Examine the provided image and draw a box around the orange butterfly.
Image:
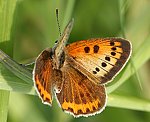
[33,19,131,117]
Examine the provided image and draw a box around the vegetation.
[0,0,150,122]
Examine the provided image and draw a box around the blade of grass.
[62,0,75,30]
[118,0,131,38]
[108,94,150,112]
[0,0,16,47]
[0,0,17,122]
[0,90,9,122]
[0,64,34,94]
[119,0,126,38]
[0,49,33,85]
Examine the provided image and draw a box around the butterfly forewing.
[33,48,54,105]
[65,38,131,84]
[56,62,106,117]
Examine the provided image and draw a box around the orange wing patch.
[34,75,52,104]
[33,48,54,105]
[65,38,131,84]
[56,62,106,117]
[62,99,101,115]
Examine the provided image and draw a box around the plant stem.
[62,0,75,30]
[0,0,17,121]
[108,94,150,112]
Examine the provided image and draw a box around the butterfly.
[33,19,131,117]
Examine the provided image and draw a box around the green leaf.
[0,90,9,122]
[62,0,75,30]
[108,94,150,112]
[0,0,17,122]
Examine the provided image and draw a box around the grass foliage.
[0,0,150,122]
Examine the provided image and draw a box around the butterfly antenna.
[56,8,61,36]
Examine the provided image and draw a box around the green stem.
[0,90,9,122]
[0,0,17,122]
[62,0,75,30]
[119,0,127,38]
[108,94,150,112]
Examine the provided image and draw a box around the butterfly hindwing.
[65,38,131,84]
[56,61,106,117]
[33,48,54,105]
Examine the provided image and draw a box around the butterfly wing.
[33,48,53,105]
[65,38,131,84]
[56,62,106,117]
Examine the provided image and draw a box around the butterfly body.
[33,19,131,117]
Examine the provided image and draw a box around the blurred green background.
[0,0,150,122]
